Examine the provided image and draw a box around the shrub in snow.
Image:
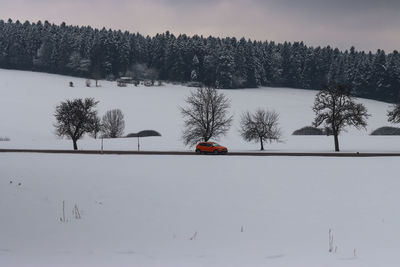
[0,137,10,141]
[60,201,67,222]
[101,109,125,138]
[370,126,400,135]
[126,130,161,138]
[329,229,334,253]
[292,126,325,135]
[73,204,81,219]
[189,231,197,240]
[60,201,82,222]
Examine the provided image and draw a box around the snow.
[1,153,399,266]
[1,69,400,266]
[0,68,398,152]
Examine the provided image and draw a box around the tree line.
[1,19,400,103]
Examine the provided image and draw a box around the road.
[1,148,400,157]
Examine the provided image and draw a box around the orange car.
[195,142,228,154]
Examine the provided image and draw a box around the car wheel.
[196,149,201,154]
[213,150,219,155]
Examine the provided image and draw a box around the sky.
[1,0,399,52]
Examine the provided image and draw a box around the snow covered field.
[1,69,400,266]
[0,69,398,152]
[1,153,399,267]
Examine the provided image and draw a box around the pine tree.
[216,47,235,89]
[371,49,388,100]
[191,54,200,81]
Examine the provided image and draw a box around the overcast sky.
[1,0,399,52]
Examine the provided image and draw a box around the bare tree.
[181,87,233,146]
[388,104,400,124]
[313,84,370,152]
[54,98,99,150]
[101,109,125,138]
[240,109,282,150]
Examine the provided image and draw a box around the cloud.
[1,0,399,51]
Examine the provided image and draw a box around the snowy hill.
[0,69,397,152]
[1,69,400,266]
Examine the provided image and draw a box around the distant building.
[117,77,134,87]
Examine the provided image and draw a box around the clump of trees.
[371,127,400,135]
[180,87,233,146]
[312,84,370,151]
[239,109,281,150]
[54,99,129,150]
[101,109,125,138]
[54,98,99,150]
[126,130,161,138]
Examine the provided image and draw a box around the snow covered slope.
[0,69,397,152]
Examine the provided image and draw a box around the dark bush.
[370,126,400,135]
[185,81,203,88]
[126,130,162,138]
[292,126,325,135]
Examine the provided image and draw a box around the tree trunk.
[73,139,78,150]
[260,138,264,151]
[333,133,339,152]
[332,122,339,152]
